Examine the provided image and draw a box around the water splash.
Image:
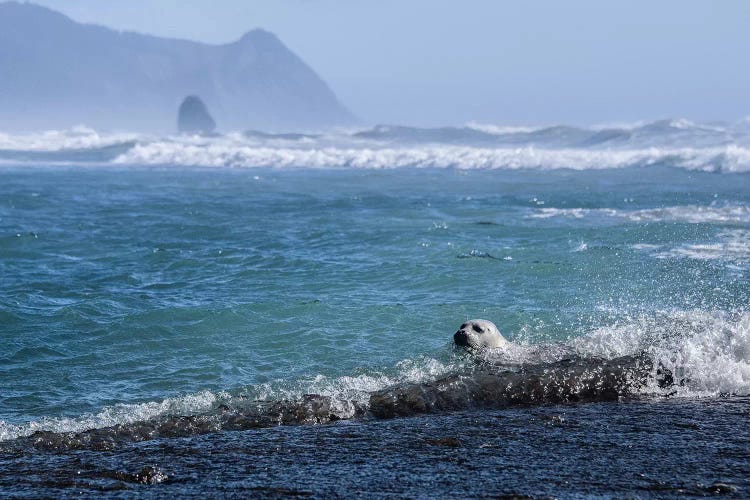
[2,309,747,448]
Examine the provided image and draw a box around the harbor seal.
[453,319,509,349]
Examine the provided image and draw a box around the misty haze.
[0,2,353,132]
[1,2,749,498]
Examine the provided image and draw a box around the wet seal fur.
[453,319,509,349]
[368,318,679,419]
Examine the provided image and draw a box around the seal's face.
[454,319,508,349]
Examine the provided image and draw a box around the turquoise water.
[1,121,749,496]
[1,165,748,437]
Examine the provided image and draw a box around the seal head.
[454,319,509,349]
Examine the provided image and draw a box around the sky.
[31,0,750,127]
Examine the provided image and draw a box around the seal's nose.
[454,330,469,346]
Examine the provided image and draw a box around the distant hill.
[0,2,356,132]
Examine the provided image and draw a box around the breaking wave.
[112,142,750,172]
[0,355,466,445]
[1,310,747,450]
[571,309,750,397]
[0,125,139,151]
[0,118,749,172]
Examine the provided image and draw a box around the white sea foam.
[0,390,227,442]
[530,204,750,224]
[460,309,750,398]
[590,120,650,131]
[530,208,618,219]
[0,355,464,442]
[464,121,541,135]
[245,355,463,406]
[630,243,661,251]
[590,118,726,132]
[0,126,140,151]
[654,229,750,261]
[110,141,750,172]
[572,310,750,397]
[1,310,747,442]
[0,120,749,171]
[626,206,750,223]
[654,118,726,133]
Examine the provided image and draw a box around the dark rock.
[96,466,168,485]
[6,354,663,453]
[135,466,168,485]
[369,354,654,419]
[177,96,216,134]
[250,486,314,497]
[425,437,462,447]
[703,482,737,494]
[539,414,566,426]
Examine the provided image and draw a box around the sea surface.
[0,120,749,497]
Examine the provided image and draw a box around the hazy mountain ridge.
[0,1,356,132]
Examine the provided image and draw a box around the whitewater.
[1,118,750,172]
[0,118,748,497]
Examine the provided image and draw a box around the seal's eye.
[460,323,468,329]
[472,324,483,333]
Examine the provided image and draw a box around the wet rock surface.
[16,395,366,452]
[0,398,748,498]
[1,355,746,497]
[369,354,653,418]
[2,354,663,453]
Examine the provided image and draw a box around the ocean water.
[1,120,749,497]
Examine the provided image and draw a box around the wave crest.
[111,142,750,172]
[1,119,749,172]
[1,310,747,450]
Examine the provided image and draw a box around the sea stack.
[177,95,216,134]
